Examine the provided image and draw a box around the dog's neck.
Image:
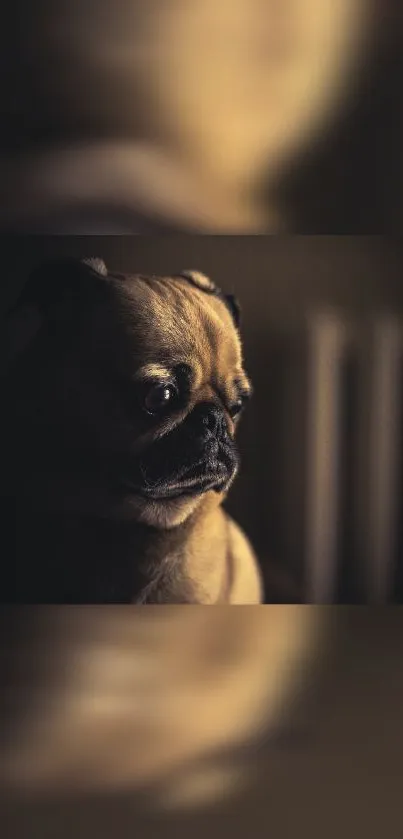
[5,490,230,604]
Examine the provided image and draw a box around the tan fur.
[98,274,261,602]
[146,494,262,605]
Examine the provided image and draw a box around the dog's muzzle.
[124,402,239,500]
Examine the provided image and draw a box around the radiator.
[305,311,403,604]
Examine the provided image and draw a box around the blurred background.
[1,234,402,603]
[1,606,403,839]
[0,0,401,233]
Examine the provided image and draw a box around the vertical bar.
[304,311,349,603]
[365,318,402,602]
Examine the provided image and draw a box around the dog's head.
[2,258,251,527]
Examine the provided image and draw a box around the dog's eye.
[229,389,251,419]
[143,382,178,415]
[229,399,244,419]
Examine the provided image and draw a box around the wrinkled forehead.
[105,274,243,374]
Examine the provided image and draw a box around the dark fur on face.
[2,259,251,532]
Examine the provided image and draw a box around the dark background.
[1,235,403,602]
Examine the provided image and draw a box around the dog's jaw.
[129,492,205,530]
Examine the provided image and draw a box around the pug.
[1,258,262,604]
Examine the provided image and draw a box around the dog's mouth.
[117,438,238,502]
[126,475,225,501]
[119,452,236,501]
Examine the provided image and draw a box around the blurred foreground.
[1,607,403,838]
[0,608,321,800]
[1,0,400,232]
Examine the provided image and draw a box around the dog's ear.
[176,270,218,294]
[1,257,109,375]
[177,270,241,328]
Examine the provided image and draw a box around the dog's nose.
[201,405,222,434]
[192,403,226,439]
